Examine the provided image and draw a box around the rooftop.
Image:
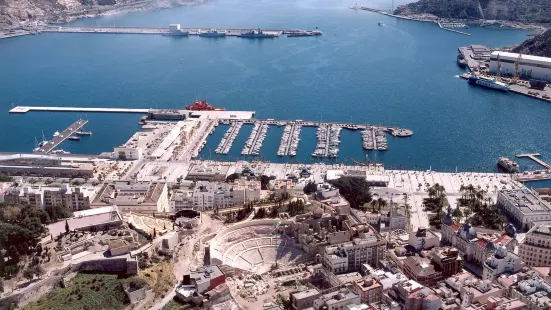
[500,188,551,216]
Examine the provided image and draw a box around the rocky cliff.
[512,29,551,57]
[395,0,551,23]
[0,0,191,27]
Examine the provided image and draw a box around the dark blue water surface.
[1,0,549,171]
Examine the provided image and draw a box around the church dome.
[495,245,508,259]
[485,241,496,252]
[505,223,517,237]
[461,221,477,240]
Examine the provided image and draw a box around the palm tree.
[377,198,386,211]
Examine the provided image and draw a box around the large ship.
[238,28,276,38]
[468,74,510,91]
[167,29,189,36]
[199,29,227,37]
[186,100,225,111]
[498,157,520,173]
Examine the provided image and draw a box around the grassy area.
[24,273,133,310]
[162,299,186,310]
[140,261,175,298]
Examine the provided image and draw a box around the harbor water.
[0,0,549,172]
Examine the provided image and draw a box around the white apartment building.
[518,224,551,267]
[497,188,551,231]
[482,245,522,280]
[323,228,386,274]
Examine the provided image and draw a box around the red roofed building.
[441,207,517,269]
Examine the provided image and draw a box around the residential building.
[0,153,93,178]
[518,224,551,267]
[489,51,551,82]
[43,185,91,211]
[460,280,505,305]
[498,188,551,231]
[4,186,43,207]
[482,245,523,280]
[510,276,551,310]
[392,280,424,304]
[291,288,321,310]
[323,227,386,273]
[431,248,463,278]
[313,288,360,310]
[169,189,193,211]
[91,181,169,213]
[235,179,261,204]
[402,256,442,286]
[186,163,230,182]
[5,184,95,211]
[406,287,442,310]
[409,228,440,251]
[317,183,340,199]
[352,277,383,304]
[191,181,248,211]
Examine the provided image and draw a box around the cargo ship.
[186,100,225,111]
[468,74,509,91]
[498,157,520,173]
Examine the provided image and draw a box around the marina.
[34,119,88,154]
[216,122,243,155]
[312,125,341,158]
[277,124,302,157]
[242,123,269,156]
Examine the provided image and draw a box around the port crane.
[496,54,502,80]
[511,53,522,84]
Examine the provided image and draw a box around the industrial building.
[489,51,551,82]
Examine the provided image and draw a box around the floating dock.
[216,122,243,154]
[277,124,302,156]
[35,120,88,154]
[312,125,342,158]
[516,153,551,169]
[242,123,269,156]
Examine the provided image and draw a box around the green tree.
[329,177,372,209]
[452,207,463,222]
[23,266,34,281]
[303,181,317,195]
[226,173,240,183]
[260,175,271,190]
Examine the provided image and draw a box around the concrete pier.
[10,106,149,114]
[36,120,89,154]
[516,153,551,169]
[42,26,318,37]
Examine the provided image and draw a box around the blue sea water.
[0,0,549,171]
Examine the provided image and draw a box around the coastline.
[0,0,205,39]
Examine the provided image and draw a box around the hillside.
[512,29,551,57]
[395,0,551,23]
[0,0,193,27]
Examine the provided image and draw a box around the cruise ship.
[199,29,227,37]
[498,157,520,173]
[238,28,276,38]
[468,74,509,91]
